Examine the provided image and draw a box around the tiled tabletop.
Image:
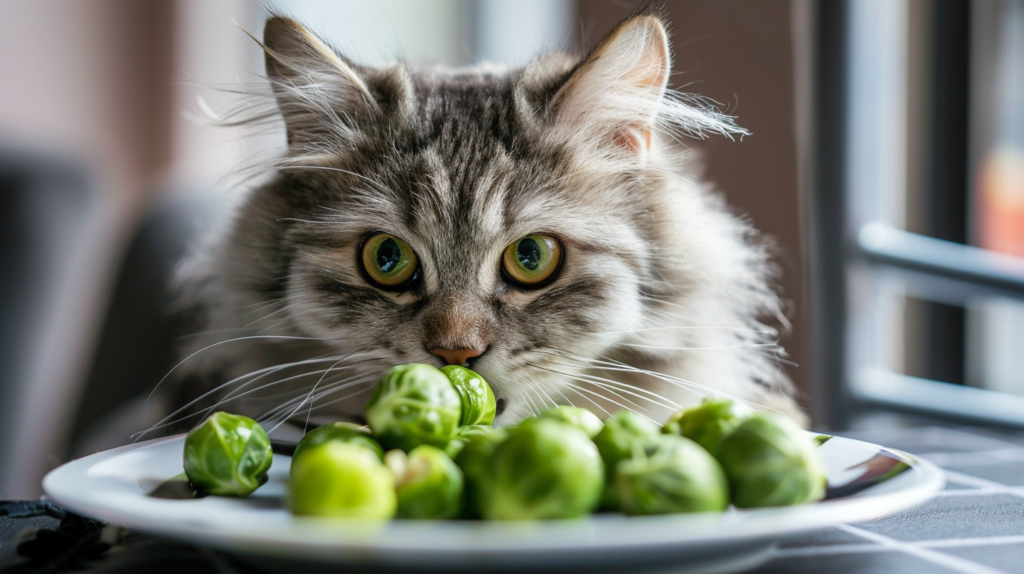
[5,418,1024,573]
[755,422,1024,574]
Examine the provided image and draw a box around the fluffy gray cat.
[159,11,803,435]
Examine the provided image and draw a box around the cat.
[156,10,804,437]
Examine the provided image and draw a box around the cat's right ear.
[260,17,377,148]
[547,14,671,156]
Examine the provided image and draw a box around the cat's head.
[238,13,742,423]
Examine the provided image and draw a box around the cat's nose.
[429,347,485,367]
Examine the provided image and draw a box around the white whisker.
[148,335,329,401]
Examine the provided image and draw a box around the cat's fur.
[161,12,803,433]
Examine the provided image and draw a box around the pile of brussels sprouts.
[182,363,827,520]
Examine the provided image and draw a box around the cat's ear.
[261,17,377,148]
[550,15,670,154]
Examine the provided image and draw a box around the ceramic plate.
[43,433,943,573]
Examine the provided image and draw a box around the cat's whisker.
[526,382,556,411]
[190,366,337,422]
[287,383,376,420]
[554,388,577,409]
[565,385,612,418]
[256,370,373,423]
[136,368,339,439]
[204,351,379,407]
[583,354,783,413]
[620,342,780,352]
[256,313,299,334]
[172,327,263,341]
[528,363,658,416]
[534,361,683,410]
[285,353,372,433]
[258,373,374,426]
[133,355,350,439]
[530,345,730,405]
[518,387,541,418]
[241,297,287,314]
[597,325,778,336]
[537,386,561,411]
[148,335,331,401]
[560,382,658,425]
[196,356,379,424]
[245,303,292,327]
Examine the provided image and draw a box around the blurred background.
[0,0,1022,500]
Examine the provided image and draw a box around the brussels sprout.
[443,424,493,459]
[715,412,826,508]
[183,411,273,497]
[592,410,660,510]
[537,406,604,438]
[288,441,397,519]
[453,426,510,517]
[441,365,496,426]
[662,397,753,455]
[479,419,603,520]
[616,435,729,515]
[385,445,464,519]
[365,364,462,451]
[293,422,383,461]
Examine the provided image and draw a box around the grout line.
[836,524,1009,574]
[926,469,1024,500]
[922,448,1024,467]
[942,470,1014,490]
[950,429,1024,451]
[921,535,1024,549]
[772,543,889,558]
[940,469,1024,502]
[935,488,1011,497]
[776,532,1024,559]
[842,426,1024,452]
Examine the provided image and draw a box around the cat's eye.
[502,234,562,287]
[361,233,419,289]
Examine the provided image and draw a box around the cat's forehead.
[307,59,644,264]
[352,71,570,238]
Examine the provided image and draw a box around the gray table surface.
[753,418,1024,573]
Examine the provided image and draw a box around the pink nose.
[429,347,484,367]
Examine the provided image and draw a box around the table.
[3,420,1024,573]
[753,421,1024,573]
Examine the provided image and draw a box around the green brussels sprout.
[479,419,603,520]
[365,364,462,451]
[385,445,464,519]
[616,435,729,515]
[441,365,496,426]
[443,424,493,459]
[183,411,273,497]
[662,397,753,455]
[592,410,660,510]
[715,412,826,508]
[537,406,604,438]
[288,441,397,519]
[293,422,383,461]
[453,426,510,517]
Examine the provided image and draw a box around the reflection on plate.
[44,433,944,573]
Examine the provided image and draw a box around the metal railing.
[852,223,1024,426]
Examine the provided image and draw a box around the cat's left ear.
[260,16,378,148]
[550,15,670,155]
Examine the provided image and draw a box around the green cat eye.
[362,233,419,288]
[502,235,562,287]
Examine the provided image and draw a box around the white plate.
[43,434,944,573]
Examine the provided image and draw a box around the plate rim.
[42,433,946,563]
